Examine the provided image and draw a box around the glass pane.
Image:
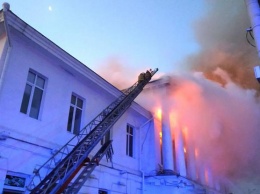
[129,135,133,157]
[73,108,82,134]
[126,135,129,155]
[20,84,32,114]
[77,98,83,109]
[27,71,36,83]
[67,106,74,132]
[4,175,26,188]
[71,95,76,105]
[36,76,45,89]
[29,88,43,119]
[127,125,133,135]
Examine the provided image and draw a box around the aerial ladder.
[27,68,158,194]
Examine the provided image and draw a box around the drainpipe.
[244,0,260,82]
[245,0,260,58]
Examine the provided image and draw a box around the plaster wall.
[0,26,151,193]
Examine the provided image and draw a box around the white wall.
[0,25,152,193]
[0,27,117,146]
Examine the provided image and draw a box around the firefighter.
[145,70,151,80]
[138,73,145,83]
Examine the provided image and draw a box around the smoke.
[177,0,260,190]
[169,73,260,182]
[136,1,260,190]
[96,57,136,89]
[184,0,260,90]
[137,72,260,191]
[96,57,163,89]
[159,1,260,191]
[95,0,260,192]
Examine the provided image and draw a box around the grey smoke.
[183,0,259,90]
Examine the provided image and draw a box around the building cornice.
[3,9,121,97]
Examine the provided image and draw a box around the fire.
[156,108,162,120]
[182,126,188,139]
[169,111,178,128]
[154,107,163,146]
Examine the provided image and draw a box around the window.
[126,124,134,157]
[67,94,83,134]
[3,171,29,193]
[20,70,45,119]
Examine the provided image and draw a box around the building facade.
[0,3,222,194]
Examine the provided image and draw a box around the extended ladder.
[27,68,158,194]
[65,140,113,193]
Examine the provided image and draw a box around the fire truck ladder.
[27,68,158,194]
[65,140,113,193]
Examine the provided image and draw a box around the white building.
[0,3,222,194]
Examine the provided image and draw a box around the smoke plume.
[97,57,163,89]
[170,0,260,191]
[137,71,260,192]
[96,57,136,89]
[184,0,260,90]
[96,0,260,192]
[170,73,260,187]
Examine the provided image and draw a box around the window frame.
[3,171,30,193]
[67,93,84,135]
[126,124,135,157]
[20,69,46,120]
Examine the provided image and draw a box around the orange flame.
[182,126,188,139]
[156,108,162,120]
[159,132,162,145]
[154,107,162,145]
[169,111,178,128]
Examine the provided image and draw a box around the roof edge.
[2,5,152,118]
[3,8,122,98]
